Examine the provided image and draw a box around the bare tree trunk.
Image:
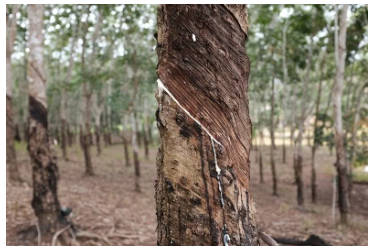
[333,4,350,224]
[311,51,327,203]
[122,114,131,167]
[259,129,264,183]
[6,4,22,183]
[281,20,288,165]
[131,112,141,192]
[95,124,101,156]
[81,20,93,176]
[143,98,149,159]
[349,82,367,196]
[270,71,278,196]
[294,30,314,208]
[155,5,258,246]
[27,4,64,234]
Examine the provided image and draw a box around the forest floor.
[6,141,368,246]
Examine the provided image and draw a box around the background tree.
[6,4,22,183]
[333,4,350,224]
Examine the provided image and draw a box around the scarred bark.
[27,4,64,234]
[155,5,258,246]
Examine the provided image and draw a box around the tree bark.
[259,130,264,183]
[270,70,278,196]
[81,19,94,176]
[6,4,22,183]
[27,4,64,234]
[143,98,149,159]
[333,4,350,224]
[131,112,141,192]
[122,114,131,167]
[293,31,314,208]
[155,5,258,246]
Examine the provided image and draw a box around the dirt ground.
[6,141,368,246]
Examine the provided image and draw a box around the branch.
[259,231,278,246]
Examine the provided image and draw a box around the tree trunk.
[122,114,131,167]
[155,5,258,246]
[333,4,350,224]
[27,4,64,234]
[259,130,264,183]
[60,119,67,160]
[79,124,84,150]
[293,30,314,208]
[311,51,327,203]
[143,98,149,159]
[349,82,366,197]
[131,112,141,192]
[95,124,101,156]
[81,20,93,176]
[6,4,22,183]
[270,71,278,196]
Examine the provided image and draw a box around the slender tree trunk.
[155,5,258,246]
[311,51,327,203]
[79,124,84,149]
[333,4,350,224]
[6,4,22,183]
[81,20,93,176]
[293,30,314,207]
[27,4,65,234]
[349,83,366,196]
[281,20,288,165]
[259,130,264,183]
[143,98,149,159]
[122,114,131,167]
[131,112,141,192]
[270,71,278,196]
[95,124,101,156]
[148,123,153,145]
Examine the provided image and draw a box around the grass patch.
[352,167,368,183]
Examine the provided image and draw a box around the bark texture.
[333,4,350,224]
[155,4,258,246]
[27,4,64,233]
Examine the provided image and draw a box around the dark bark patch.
[165,179,175,193]
[29,96,48,128]
[190,197,202,206]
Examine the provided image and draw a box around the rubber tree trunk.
[293,31,314,208]
[131,112,141,192]
[155,5,258,246]
[259,130,264,183]
[311,51,327,203]
[6,4,22,183]
[122,114,131,167]
[27,4,64,233]
[95,124,101,156]
[349,82,366,197]
[143,98,149,160]
[333,4,350,224]
[81,20,94,176]
[270,70,278,196]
